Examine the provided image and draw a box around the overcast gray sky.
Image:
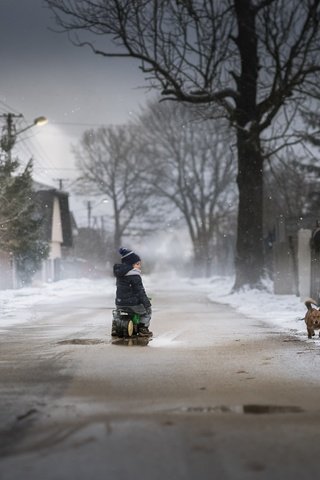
[0,0,152,224]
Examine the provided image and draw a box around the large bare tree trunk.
[193,234,213,278]
[234,131,264,289]
[233,0,263,289]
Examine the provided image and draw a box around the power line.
[0,102,82,185]
[0,107,74,189]
[0,99,22,115]
[50,121,108,127]
[17,119,76,178]
[38,167,78,170]
[17,135,60,175]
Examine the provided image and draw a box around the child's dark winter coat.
[113,263,151,310]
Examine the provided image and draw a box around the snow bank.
[193,276,307,339]
[0,278,114,328]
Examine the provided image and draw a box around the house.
[272,214,320,300]
[33,181,73,283]
[0,181,74,288]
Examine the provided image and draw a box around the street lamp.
[0,113,48,162]
[16,116,48,134]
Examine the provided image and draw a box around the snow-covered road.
[1,277,320,479]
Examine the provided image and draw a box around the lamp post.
[0,113,48,162]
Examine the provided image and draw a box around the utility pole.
[87,200,92,228]
[53,178,68,190]
[100,216,105,233]
[0,113,47,163]
[0,111,47,288]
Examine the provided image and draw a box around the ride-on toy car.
[111,308,141,338]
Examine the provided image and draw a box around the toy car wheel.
[127,320,134,337]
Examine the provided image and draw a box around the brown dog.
[304,299,320,338]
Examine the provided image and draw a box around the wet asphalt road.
[1,285,320,479]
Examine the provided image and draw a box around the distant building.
[0,181,74,289]
[272,214,320,300]
[33,181,74,283]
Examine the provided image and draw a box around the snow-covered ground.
[0,273,310,340]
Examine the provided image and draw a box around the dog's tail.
[305,298,319,310]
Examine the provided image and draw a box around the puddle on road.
[111,337,151,347]
[177,404,304,415]
[242,404,304,414]
[57,337,151,346]
[57,339,104,346]
[17,408,38,421]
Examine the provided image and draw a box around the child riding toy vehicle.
[111,307,141,338]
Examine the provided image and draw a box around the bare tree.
[264,152,320,227]
[46,0,320,289]
[300,108,320,148]
[136,100,237,276]
[73,124,158,253]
